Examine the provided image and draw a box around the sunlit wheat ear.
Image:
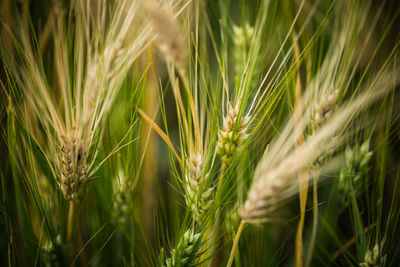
[2,0,152,201]
[185,152,214,223]
[240,82,392,224]
[59,129,87,200]
[216,102,250,165]
[309,89,340,166]
[166,229,203,267]
[313,89,339,129]
[144,0,186,69]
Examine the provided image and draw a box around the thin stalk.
[67,201,75,264]
[305,177,318,267]
[138,108,182,166]
[139,50,158,249]
[226,221,245,267]
[177,68,201,151]
[293,34,308,267]
[67,202,74,241]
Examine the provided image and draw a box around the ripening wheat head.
[240,70,397,224]
[3,0,152,200]
[216,101,250,165]
[143,0,187,70]
[239,1,398,221]
[238,0,400,223]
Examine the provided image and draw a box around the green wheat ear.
[359,243,387,267]
[164,229,204,267]
[41,235,66,267]
[216,102,250,165]
[112,169,133,227]
[339,139,373,205]
[184,153,214,223]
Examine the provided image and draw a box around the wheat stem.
[226,221,245,267]
[305,177,319,267]
[138,108,181,166]
[293,34,308,267]
[67,202,74,241]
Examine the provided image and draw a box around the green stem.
[226,221,245,267]
[305,177,318,267]
[67,201,74,241]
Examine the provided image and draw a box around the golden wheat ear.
[143,0,187,70]
[240,74,397,224]
[59,131,87,201]
[3,0,156,200]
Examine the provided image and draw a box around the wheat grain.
[165,229,203,267]
[59,129,87,200]
[216,102,249,165]
[185,152,214,223]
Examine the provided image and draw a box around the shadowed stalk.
[293,35,308,267]
[138,108,181,166]
[67,201,75,263]
[67,202,74,241]
[226,221,245,267]
[305,177,318,267]
[139,49,158,250]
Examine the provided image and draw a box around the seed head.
[144,1,186,69]
[239,166,285,223]
[232,22,255,75]
[314,89,339,128]
[359,243,386,267]
[216,103,249,165]
[60,129,87,201]
[185,153,214,223]
[112,170,133,226]
[41,235,65,267]
[339,139,373,204]
[166,229,203,267]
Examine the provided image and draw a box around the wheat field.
[1,0,400,266]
